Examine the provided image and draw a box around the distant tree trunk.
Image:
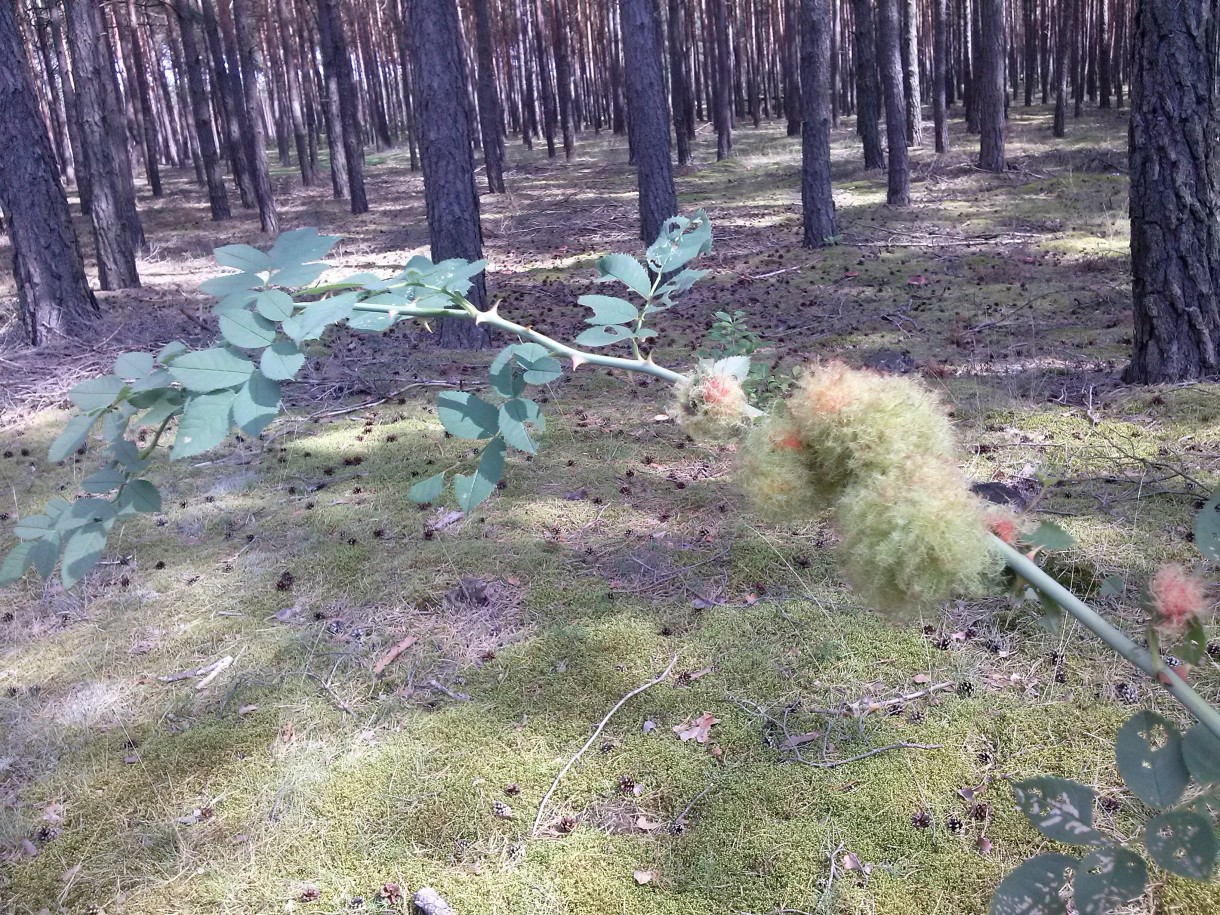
[668,0,693,166]
[877,0,908,204]
[200,0,255,208]
[532,0,558,156]
[710,0,733,158]
[976,0,1005,170]
[1022,0,1035,105]
[1053,0,1068,135]
[317,0,368,213]
[65,0,141,289]
[901,0,922,145]
[620,0,677,242]
[965,0,980,131]
[1125,0,1220,383]
[405,0,491,349]
[784,0,802,135]
[49,8,89,214]
[1097,0,1111,107]
[472,0,507,192]
[853,0,885,168]
[932,0,949,151]
[232,0,278,232]
[801,0,837,247]
[0,0,99,344]
[119,0,162,197]
[552,0,575,159]
[276,0,313,185]
[174,0,231,220]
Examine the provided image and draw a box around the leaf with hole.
[988,852,1076,915]
[1011,777,1105,845]
[171,391,236,459]
[259,342,305,382]
[168,348,255,393]
[574,324,634,347]
[579,294,639,326]
[1115,711,1190,808]
[1073,846,1147,915]
[409,472,446,505]
[1143,809,1216,879]
[436,392,499,440]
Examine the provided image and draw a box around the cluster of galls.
[671,370,753,441]
[738,362,998,615]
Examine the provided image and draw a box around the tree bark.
[710,0,733,158]
[801,0,837,247]
[317,0,368,213]
[1125,0,1220,383]
[853,0,885,169]
[552,0,575,159]
[200,0,255,208]
[473,0,507,191]
[901,0,922,145]
[65,0,141,289]
[0,0,99,344]
[405,0,491,348]
[276,0,313,185]
[232,0,278,232]
[619,0,678,243]
[976,0,1005,171]
[877,0,908,204]
[784,0,802,135]
[174,0,231,220]
[121,0,162,197]
[668,0,693,167]
[932,0,949,152]
[1053,0,1068,135]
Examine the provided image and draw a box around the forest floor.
[3,105,1220,915]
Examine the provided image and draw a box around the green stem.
[992,536,1220,742]
[137,414,176,461]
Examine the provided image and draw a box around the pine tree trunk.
[1097,0,1111,107]
[619,0,677,243]
[175,0,231,220]
[710,0,733,158]
[121,0,162,197]
[49,8,89,214]
[1125,0,1220,383]
[853,0,885,168]
[801,0,837,247]
[65,0,141,289]
[405,0,491,349]
[877,0,909,203]
[784,0,802,135]
[1023,0,1035,105]
[1053,0,1068,135]
[552,0,575,159]
[473,0,507,192]
[668,0,692,167]
[317,0,368,213]
[232,0,278,232]
[976,0,1005,171]
[276,0,313,185]
[932,0,949,151]
[201,0,255,207]
[0,0,99,344]
[901,0,922,145]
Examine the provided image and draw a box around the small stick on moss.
[532,654,679,835]
[794,741,943,769]
[671,778,718,831]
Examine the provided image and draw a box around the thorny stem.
[992,536,1220,742]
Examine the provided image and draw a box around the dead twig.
[306,381,454,419]
[792,741,943,769]
[671,778,719,831]
[424,678,471,702]
[304,671,352,714]
[806,682,954,718]
[532,654,679,835]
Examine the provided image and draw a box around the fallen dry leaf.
[779,731,821,750]
[912,673,931,684]
[633,868,659,885]
[976,836,993,855]
[635,816,662,831]
[372,635,418,677]
[674,712,719,743]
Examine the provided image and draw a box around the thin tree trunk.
[877,0,908,203]
[1125,0,1220,382]
[232,0,278,232]
[784,0,802,135]
[0,0,99,344]
[668,0,692,167]
[317,0,368,213]
[405,0,491,348]
[901,0,922,144]
[933,0,949,152]
[65,0,141,289]
[620,0,678,242]
[801,0,837,247]
[201,0,255,207]
[50,7,89,213]
[853,0,885,168]
[552,0,575,158]
[710,0,733,158]
[276,0,313,184]
[976,0,1004,170]
[1053,0,1068,135]
[175,0,231,219]
[473,0,507,191]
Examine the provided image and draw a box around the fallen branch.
[671,779,718,831]
[424,678,471,702]
[532,654,679,835]
[793,741,943,769]
[806,682,954,718]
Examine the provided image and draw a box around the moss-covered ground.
[3,105,1220,914]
